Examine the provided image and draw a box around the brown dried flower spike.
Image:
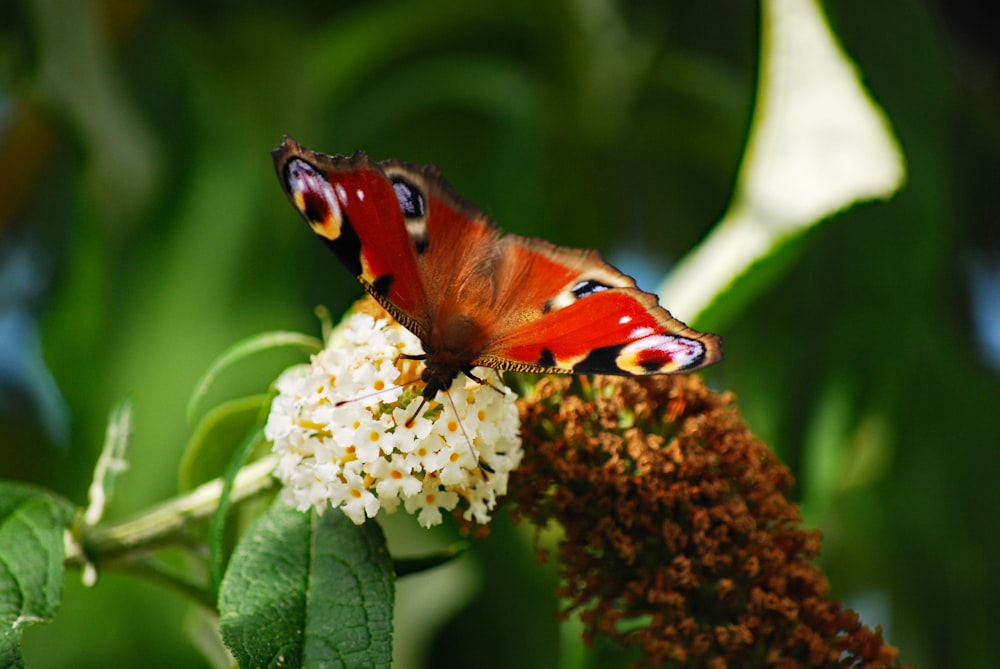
[508,374,903,668]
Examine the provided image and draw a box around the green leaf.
[0,483,75,667]
[186,331,322,425]
[219,501,394,669]
[658,0,905,329]
[179,394,271,492]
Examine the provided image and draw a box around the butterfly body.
[273,137,721,401]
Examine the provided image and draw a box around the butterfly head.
[419,363,461,402]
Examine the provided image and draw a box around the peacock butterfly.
[272,136,722,404]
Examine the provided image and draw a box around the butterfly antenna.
[443,391,492,480]
[335,378,421,407]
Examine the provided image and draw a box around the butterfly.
[272,136,722,405]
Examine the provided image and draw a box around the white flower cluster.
[264,312,523,527]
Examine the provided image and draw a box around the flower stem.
[72,455,279,567]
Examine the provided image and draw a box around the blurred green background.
[1,1,998,667]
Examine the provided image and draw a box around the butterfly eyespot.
[571,279,611,299]
[391,177,425,218]
[285,158,345,243]
[613,336,707,374]
[300,193,329,226]
[387,176,431,255]
[542,279,613,314]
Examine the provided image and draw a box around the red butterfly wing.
[273,136,721,387]
[272,137,430,339]
[476,236,722,375]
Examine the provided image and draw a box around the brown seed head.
[500,374,903,668]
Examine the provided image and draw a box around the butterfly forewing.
[272,138,430,338]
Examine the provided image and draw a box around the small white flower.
[265,311,523,527]
[389,405,434,453]
[404,479,461,529]
[350,416,391,463]
[370,454,422,511]
[340,468,381,524]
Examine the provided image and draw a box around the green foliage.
[186,332,322,426]
[180,395,271,492]
[0,484,74,667]
[206,425,265,597]
[219,501,394,669]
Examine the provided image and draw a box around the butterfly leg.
[462,368,507,396]
[403,396,429,428]
[439,390,494,479]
